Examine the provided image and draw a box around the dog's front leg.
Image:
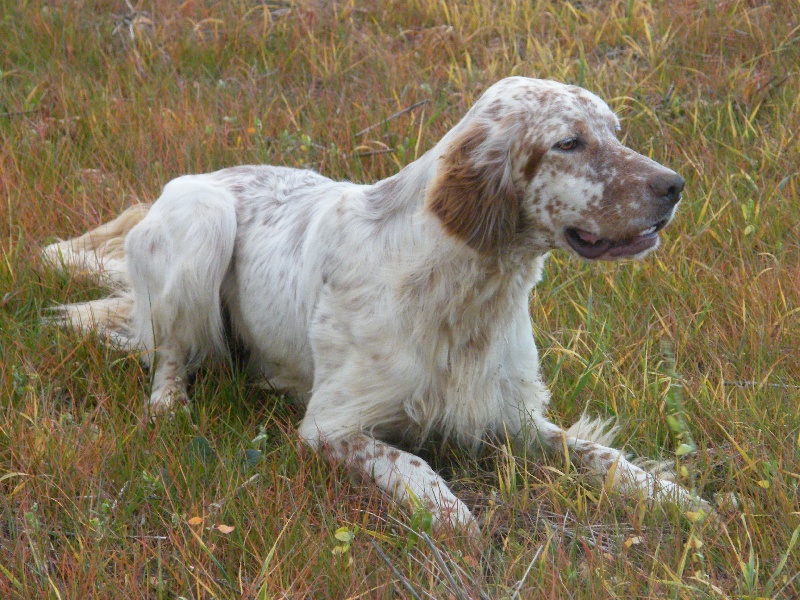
[299,423,478,536]
[507,398,709,511]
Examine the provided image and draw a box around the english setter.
[43,77,702,534]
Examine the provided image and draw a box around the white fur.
[42,77,704,532]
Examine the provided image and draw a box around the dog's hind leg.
[124,178,237,414]
[41,204,151,285]
[42,205,151,348]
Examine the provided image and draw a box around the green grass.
[1,0,799,597]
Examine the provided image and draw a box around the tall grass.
[1,0,798,597]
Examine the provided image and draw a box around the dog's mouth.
[565,217,671,260]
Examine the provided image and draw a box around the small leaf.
[334,527,354,543]
[463,555,479,568]
[623,536,642,549]
[216,524,235,534]
[757,479,770,489]
[666,415,682,432]
[188,436,215,464]
[686,510,706,523]
[410,508,433,536]
[675,443,695,456]
[187,516,203,526]
[243,449,263,469]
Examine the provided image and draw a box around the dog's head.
[427,77,683,260]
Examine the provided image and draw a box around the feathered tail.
[41,204,151,349]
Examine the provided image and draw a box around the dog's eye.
[553,137,580,151]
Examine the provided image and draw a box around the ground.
[0,1,798,597]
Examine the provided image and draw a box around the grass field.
[1,0,799,597]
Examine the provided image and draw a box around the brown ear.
[427,122,520,253]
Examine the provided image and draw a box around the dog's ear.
[427,122,521,253]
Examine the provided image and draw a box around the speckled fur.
[42,77,703,533]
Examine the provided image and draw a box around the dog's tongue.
[575,230,602,244]
[567,229,612,259]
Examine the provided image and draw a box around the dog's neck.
[360,143,548,324]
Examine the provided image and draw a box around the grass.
[1,0,798,597]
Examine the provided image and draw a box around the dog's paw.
[431,497,481,542]
[147,385,190,419]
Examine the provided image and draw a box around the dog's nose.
[650,172,685,206]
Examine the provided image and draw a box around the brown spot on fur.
[523,146,546,182]
[410,459,422,467]
[349,437,368,453]
[463,332,490,355]
[484,99,506,121]
[426,123,520,253]
[387,449,400,462]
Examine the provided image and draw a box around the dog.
[42,77,703,534]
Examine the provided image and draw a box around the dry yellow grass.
[1,0,798,597]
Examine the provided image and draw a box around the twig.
[724,380,800,390]
[0,108,41,119]
[208,473,261,514]
[509,544,545,600]
[110,480,131,513]
[661,82,675,109]
[385,516,484,597]
[354,148,395,158]
[370,539,423,600]
[355,99,430,137]
[776,568,800,598]
[420,532,469,600]
[756,74,790,99]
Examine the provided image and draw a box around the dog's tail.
[41,204,151,349]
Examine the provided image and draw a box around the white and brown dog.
[43,77,701,534]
